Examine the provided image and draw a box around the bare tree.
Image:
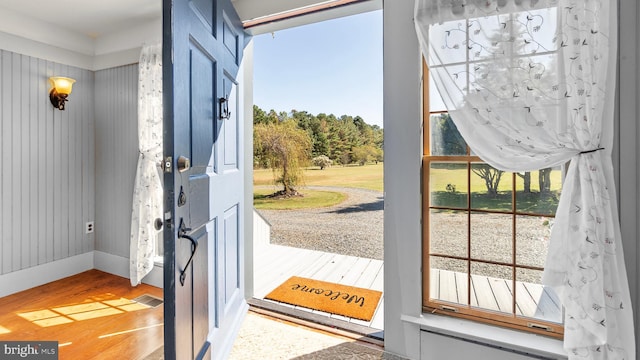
[539,168,552,195]
[516,172,531,193]
[472,164,504,196]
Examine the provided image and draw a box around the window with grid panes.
[422,60,564,337]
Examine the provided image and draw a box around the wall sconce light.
[49,76,76,110]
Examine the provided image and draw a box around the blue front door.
[163,0,247,358]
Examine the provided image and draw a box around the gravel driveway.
[257,186,551,283]
[257,186,384,260]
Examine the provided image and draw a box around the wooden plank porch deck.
[253,243,385,330]
[253,243,562,332]
[430,269,563,324]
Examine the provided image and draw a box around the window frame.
[421,59,564,338]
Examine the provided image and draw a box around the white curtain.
[130,43,163,286]
[415,1,635,358]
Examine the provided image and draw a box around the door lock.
[177,156,191,172]
[160,156,173,173]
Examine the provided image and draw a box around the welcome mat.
[265,276,382,321]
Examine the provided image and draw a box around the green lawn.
[253,189,347,210]
[254,163,384,192]
[431,191,560,215]
[253,162,561,214]
[428,165,562,193]
[429,166,562,215]
[254,163,382,210]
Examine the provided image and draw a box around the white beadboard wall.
[0,49,95,275]
[94,64,139,258]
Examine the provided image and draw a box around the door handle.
[219,95,231,120]
[179,234,198,286]
[178,220,198,286]
[177,156,191,172]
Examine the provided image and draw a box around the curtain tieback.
[579,147,604,155]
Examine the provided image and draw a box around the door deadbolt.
[177,156,191,173]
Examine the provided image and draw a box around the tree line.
[253,105,383,168]
[253,105,383,195]
[432,113,555,197]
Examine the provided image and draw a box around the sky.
[252,10,383,128]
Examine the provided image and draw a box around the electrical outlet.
[86,221,94,234]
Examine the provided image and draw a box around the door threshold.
[247,298,384,346]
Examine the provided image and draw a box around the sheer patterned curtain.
[415,1,635,358]
[130,43,163,286]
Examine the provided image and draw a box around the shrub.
[312,155,333,170]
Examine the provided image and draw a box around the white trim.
[0,31,142,71]
[243,40,256,299]
[617,0,639,332]
[0,251,163,299]
[0,252,93,298]
[142,264,164,289]
[94,251,163,288]
[0,31,94,70]
[234,0,336,22]
[210,300,249,359]
[402,314,566,359]
[92,48,141,71]
[245,0,381,35]
[94,251,128,278]
[0,15,159,71]
[382,1,423,358]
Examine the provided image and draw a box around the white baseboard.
[0,252,93,298]
[94,251,163,288]
[143,262,164,289]
[0,251,163,299]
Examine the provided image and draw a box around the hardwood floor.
[0,270,163,360]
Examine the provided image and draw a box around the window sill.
[401,313,567,359]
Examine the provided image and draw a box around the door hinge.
[161,156,173,173]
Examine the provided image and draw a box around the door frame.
[237,0,383,305]
[162,1,386,358]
